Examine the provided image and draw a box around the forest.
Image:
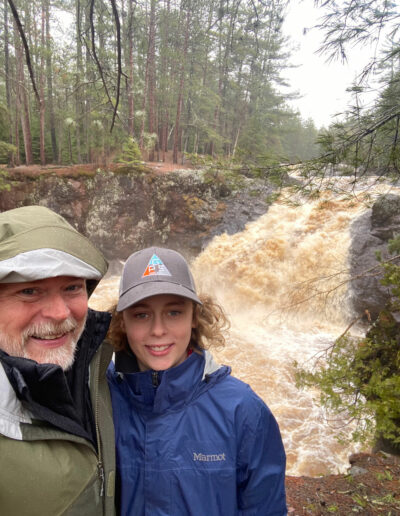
[0,0,322,167]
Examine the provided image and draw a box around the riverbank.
[286,452,400,515]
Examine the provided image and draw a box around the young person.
[107,246,287,515]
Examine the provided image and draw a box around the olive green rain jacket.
[0,206,116,516]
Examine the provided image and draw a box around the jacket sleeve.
[236,393,287,515]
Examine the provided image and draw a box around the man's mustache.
[22,318,79,340]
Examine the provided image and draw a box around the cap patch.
[142,254,172,278]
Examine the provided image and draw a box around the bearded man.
[0,205,115,516]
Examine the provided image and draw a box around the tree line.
[0,0,320,167]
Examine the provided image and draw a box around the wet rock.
[349,194,400,320]
[371,193,400,240]
[347,465,368,476]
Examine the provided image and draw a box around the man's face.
[0,276,88,370]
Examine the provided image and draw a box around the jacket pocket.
[170,439,238,515]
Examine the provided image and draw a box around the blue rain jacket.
[107,350,287,515]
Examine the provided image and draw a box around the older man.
[0,206,115,516]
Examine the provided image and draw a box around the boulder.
[349,194,400,319]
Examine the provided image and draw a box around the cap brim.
[117,281,202,311]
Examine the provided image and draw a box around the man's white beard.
[0,315,87,370]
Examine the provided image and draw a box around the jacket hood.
[0,206,108,295]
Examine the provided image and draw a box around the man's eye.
[168,310,181,317]
[19,288,37,296]
[66,284,83,292]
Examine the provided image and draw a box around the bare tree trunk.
[14,103,20,166]
[202,1,214,87]
[45,0,57,162]
[193,130,198,154]
[147,0,156,161]
[232,125,240,158]
[8,0,40,104]
[127,0,135,136]
[3,0,14,165]
[173,4,190,164]
[162,111,169,161]
[39,0,46,165]
[84,3,92,162]
[75,0,83,162]
[160,0,170,161]
[220,1,238,155]
[139,0,152,153]
[109,0,122,133]
[139,61,149,152]
[14,20,33,165]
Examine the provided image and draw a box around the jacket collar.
[114,346,221,379]
[113,350,230,414]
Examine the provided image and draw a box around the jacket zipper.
[152,371,159,387]
[97,461,105,496]
[94,349,105,497]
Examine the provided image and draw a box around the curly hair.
[106,294,229,353]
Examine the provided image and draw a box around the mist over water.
[90,192,372,476]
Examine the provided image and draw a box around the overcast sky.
[282,0,374,128]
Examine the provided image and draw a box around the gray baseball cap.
[117,247,201,311]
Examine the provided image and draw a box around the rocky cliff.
[0,165,276,266]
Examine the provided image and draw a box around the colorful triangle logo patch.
[142,254,172,277]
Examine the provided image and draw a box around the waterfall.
[190,194,368,476]
[192,195,366,328]
[90,192,372,476]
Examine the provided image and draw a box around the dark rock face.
[203,181,274,249]
[349,194,400,319]
[0,168,275,263]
